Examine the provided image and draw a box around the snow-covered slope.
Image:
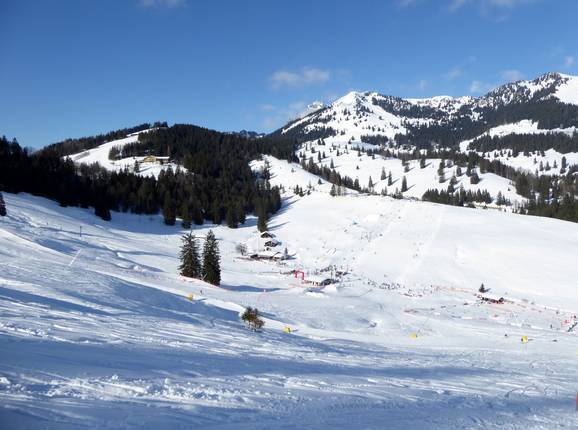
[458,120,578,175]
[554,73,578,104]
[67,128,184,177]
[1,163,578,428]
[298,140,525,205]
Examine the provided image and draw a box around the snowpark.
[1,155,578,429]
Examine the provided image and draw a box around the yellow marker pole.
[410,332,418,339]
[283,326,291,333]
[187,293,194,301]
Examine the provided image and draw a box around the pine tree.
[0,192,6,217]
[256,202,268,232]
[163,193,176,225]
[179,233,201,278]
[94,196,111,221]
[420,157,426,169]
[181,204,192,229]
[387,172,393,186]
[401,176,408,192]
[437,160,445,183]
[381,167,386,180]
[226,205,238,228]
[202,230,221,286]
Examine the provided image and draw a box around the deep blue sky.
[1,0,577,148]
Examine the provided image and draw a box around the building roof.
[306,275,334,284]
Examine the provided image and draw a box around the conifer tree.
[0,192,6,217]
[179,233,201,278]
[256,202,268,232]
[163,193,176,225]
[226,205,238,228]
[437,160,445,181]
[94,196,111,221]
[202,230,221,286]
[401,176,408,192]
[181,204,192,229]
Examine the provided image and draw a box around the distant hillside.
[1,124,298,225]
[42,122,167,157]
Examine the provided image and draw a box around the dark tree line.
[467,133,578,154]
[0,124,288,225]
[422,188,493,207]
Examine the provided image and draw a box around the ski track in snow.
[1,185,578,429]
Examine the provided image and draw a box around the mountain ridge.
[274,72,578,149]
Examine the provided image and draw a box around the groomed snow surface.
[1,167,578,428]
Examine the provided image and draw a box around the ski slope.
[1,183,578,429]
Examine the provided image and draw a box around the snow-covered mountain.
[276,72,578,150]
